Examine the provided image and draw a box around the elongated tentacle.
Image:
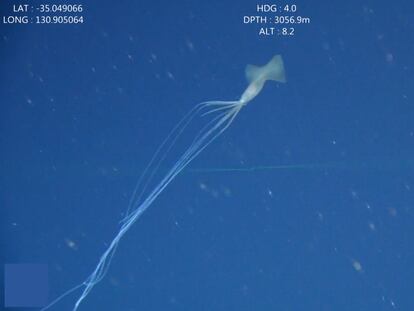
[41,100,244,311]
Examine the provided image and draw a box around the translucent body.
[41,55,286,311]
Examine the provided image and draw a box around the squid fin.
[245,55,286,83]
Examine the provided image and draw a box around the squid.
[41,55,286,310]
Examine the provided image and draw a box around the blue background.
[1,1,413,310]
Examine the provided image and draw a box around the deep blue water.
[1,1,414,310]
